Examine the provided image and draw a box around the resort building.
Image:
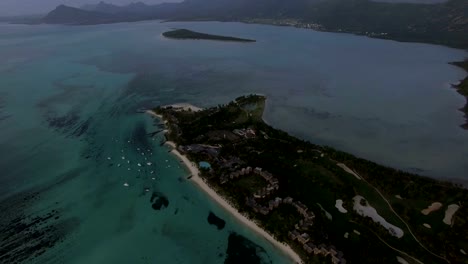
[288,230,301,241]
[297,233,310,244]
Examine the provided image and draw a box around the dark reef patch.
[131,121,151,151]
[207,211,226,230]
[72,118,92,137]
[0,188,79,263]
[0,93,11,122]
[43,111,92,138]
[46,111,80,129]
[36,79,97,137]
[224,233,272,264]
[0,167,86,262]
[150,192,169,211]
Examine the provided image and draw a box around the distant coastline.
[451,59,468,129]
[162,29,256,43]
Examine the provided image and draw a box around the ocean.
[0,20,466,263]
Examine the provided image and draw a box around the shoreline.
[169,147,303,264]
[164,18,467,50]
[146,109,303,264]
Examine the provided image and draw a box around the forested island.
[162,29,255,42]
[154,95,468,264]
[452,59,468,129]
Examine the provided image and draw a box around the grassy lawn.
[233,174,268,195]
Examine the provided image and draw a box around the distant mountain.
[125,2,153,14]
[42,4,156,25]
[42,0,468,49]
[81,1,152,15]
[81,1,122,13]
[43,5,114,24]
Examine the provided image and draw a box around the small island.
[162,29,256,42]
[151,95,467,264]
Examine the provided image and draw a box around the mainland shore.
[146,108,303,264]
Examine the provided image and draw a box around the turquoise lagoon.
[0,20,467,263]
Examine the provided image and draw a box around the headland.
[150,96,468,264]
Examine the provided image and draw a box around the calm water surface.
[0,20,466,263]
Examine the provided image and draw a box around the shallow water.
[0,20,466,263]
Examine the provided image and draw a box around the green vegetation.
[451,59,468,129]
[300,0,468,49]
[162,29,255,42]
[43,0,467,49]
[155,95,468,264]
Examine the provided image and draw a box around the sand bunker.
[335,199,348,213]
[396,256,409,264]
[353,196,404,238]
[421,202,442,215]
[443,204,460,225]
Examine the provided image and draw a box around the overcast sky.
[0,0,182,16]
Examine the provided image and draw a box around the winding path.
[349,220,423,264]
[349,166,450,263]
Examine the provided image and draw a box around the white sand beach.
[170,147,303,264]
[165,141,176,149]
[146,110,302,263]
[146,110,163,119]
[166,103,203,112]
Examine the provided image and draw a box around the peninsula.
[152,95,468,264]
[162,29,256,42]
